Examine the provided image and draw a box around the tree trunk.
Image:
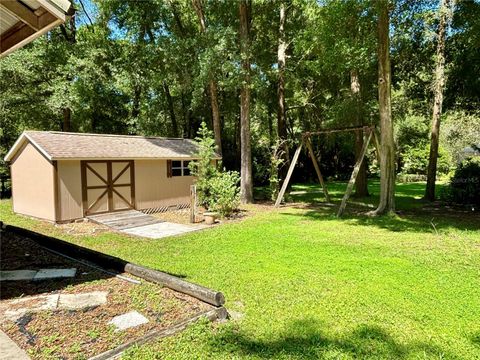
[181,93,192,138]
[268,109,273,146]
[132,85,141,121]
[277,2,289,183]
[62,108,71,132]
[209,80,222,155]
[163,82,179,137]
[351,69,369,197]
[425,0,453,201]
[130,23,146,132]
[61,14,75,133]
[239,0,253,204]
[192,0,222,156]
[170,0,185,34]
[371,0,395,215]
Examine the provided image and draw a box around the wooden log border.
[4,225,225,307]
[89,307,228,360]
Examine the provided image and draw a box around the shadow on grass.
[281,202,479,234]
[472,331,480,347]
[281,182,479,234]
[213,318,458,359]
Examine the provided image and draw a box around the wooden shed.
[4,131,218,222]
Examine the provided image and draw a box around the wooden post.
[190,185,196,223]
[305,137,330,202]
[337,130,373,217]
[274,142,303,207]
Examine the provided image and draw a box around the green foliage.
[204,171,240,217]
[1,0,478,193]
[189,122,219,206]
[401,144,451,176]
[441,110,480,163]
[395,112,455,177]
[394,113,430,150]
[442,158,480,207]
[190,122,240,217]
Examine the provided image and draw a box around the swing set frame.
[274,125,381,217]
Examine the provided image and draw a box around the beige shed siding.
[135,160,193,210]
[57,160,83,221]
[10,142,55,221]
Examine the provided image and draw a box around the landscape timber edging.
[88,307,228,360]
[4,224,225,307]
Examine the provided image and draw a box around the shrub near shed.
[190,123,240,217]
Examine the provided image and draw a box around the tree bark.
[425,0,453,201]
[371,0,395,215]
[62,108,71,132]
[163,82,179,137]
[130,24,146,130]
[181,92,192,138]
[131,84,141,121]
[351,69,369,197]
[209,80,222,155]
[192,0,222,156]
[61,14,75,133]
[239,0,253,204]
[170,0,185,34]
[277,1,289,182]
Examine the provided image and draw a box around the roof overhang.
[0,0,73,58]
[3,131,52,162]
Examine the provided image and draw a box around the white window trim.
[171,160,191,176]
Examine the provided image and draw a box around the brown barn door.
[81,160,135,215]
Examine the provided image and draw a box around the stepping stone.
[2,292,108,322]
[0,330,30,360]
[0,270,37,281]
[0,268,77,282]
[228,310,245,321]
[39,294,60,310]
[108,311,149,331]
[33,268,77,281]
[4,295,59,322]
[58,291,108,310]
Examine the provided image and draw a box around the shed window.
[171,160,191,177]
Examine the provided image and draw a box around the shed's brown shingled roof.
[5,131,218,161]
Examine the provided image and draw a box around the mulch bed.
[151,204,270,226]
[0,231,212,359]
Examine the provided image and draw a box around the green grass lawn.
[1,182,479,359]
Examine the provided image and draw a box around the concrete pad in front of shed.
[108,311,149,331]
[0,270,37,281]
[121,222,207,239]
[33,268,77,281]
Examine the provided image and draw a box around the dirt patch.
[151,203,273,226]
[0,231,212,359]
[56,220,110,236]
[151,208,193,225]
